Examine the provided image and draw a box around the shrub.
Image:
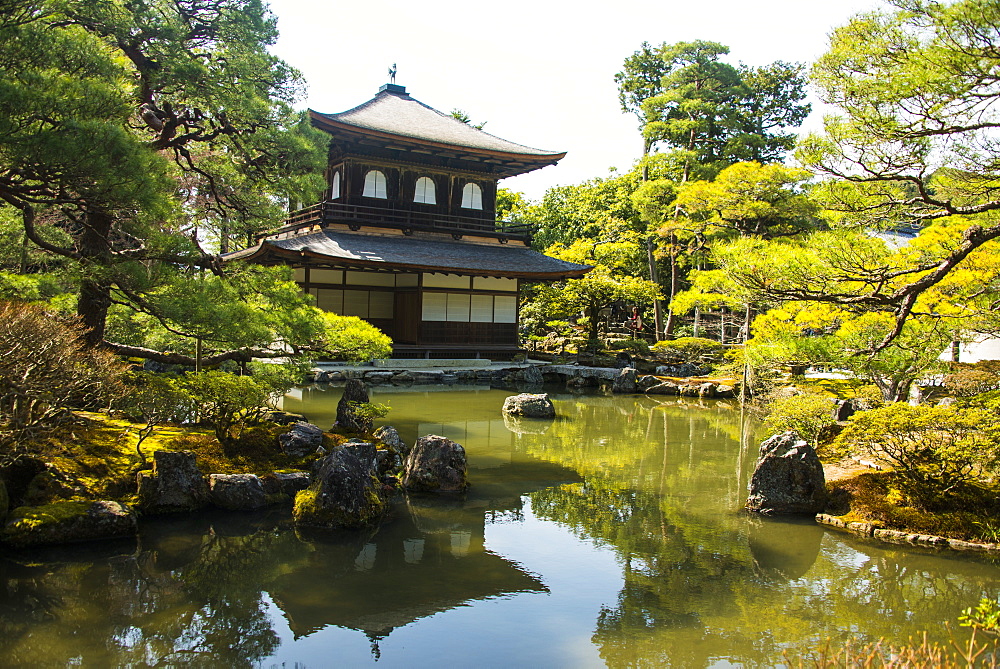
[944,368,1000,397]
[0,300,126,447]
[651,337,726,362]
[836,403,1000,509]
[763,392,837,449]
[606,338,651,355]
[176,371,274,453]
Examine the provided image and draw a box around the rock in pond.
[293,442,386,529]
[279,421,324,458]
[401,435,469,493]
[2,500,137,548]
[374,425,410,457]
[137,450,210,514]
[336,379,373,433]
[263,410,307,425]
[645,381,680,395]
[209,474,268,511]
[745,431,827,515]
[612,368,638,394]
[501,393,556,418]
[271,471,311,497]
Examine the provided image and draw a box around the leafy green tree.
[763,392,837,449]
[178,370,273,453]
[782,0,1000,348]
[671,162,819,240]
[0,0,327,358]
[525,239,661,345]
[616,40,810,175]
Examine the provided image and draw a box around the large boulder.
[209,474,268,511]
[278,421,324,458]
[655,363,708,377]
[136,450,210,514]
[293,442,386,529]
[2,500,137,548]
[501,393,556,418]
[611,367,638,393]
[23,463,86,506]
[745,431,827,515]
[373,425,408,476]
[336,379,372,433]
[645,381,680,395]
[401,435,469,493]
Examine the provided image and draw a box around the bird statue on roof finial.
[388,63,397,84]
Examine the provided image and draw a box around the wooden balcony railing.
[268,201,532,241]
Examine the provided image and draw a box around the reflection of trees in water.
[523,396,1000,667]
[0,514,286,667]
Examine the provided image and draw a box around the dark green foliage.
[616,40,810,170]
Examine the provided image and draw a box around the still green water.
[2,385,999,667]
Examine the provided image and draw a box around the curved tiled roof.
[226,229,591,280]
[311,88,563,159]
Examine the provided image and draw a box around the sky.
[266,0,887,201]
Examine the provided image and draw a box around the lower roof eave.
[225,243,591,281]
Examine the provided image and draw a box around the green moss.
[5,501,91,533]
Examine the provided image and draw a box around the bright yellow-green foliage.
[318,312,392,361]
[764,392,837,449]
[650,337,725,360]
[744,298,950,402]
[672,162,818,239]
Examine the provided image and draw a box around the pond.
[1,385,998,667]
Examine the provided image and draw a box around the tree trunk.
[693,305,701,338]
[663,234,679,337]
[646,237,663,341]
[76,210,114,347]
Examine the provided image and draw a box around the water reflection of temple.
[266,400,581,643]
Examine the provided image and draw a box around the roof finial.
[388,63,397,84]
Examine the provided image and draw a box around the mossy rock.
[293,443,386,529]
[2,500,137,548]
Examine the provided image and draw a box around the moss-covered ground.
[19,412,347,505]
[825,471,1000,542]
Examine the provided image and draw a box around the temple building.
[226,83,590,359]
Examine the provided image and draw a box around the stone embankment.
[815,513,1000,554]
[308,361,738,397]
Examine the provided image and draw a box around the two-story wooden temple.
[227,82,590,359]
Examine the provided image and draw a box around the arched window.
[413,176,437,204]
[362,170,387,199]
[461,182,483,210]
[330,171,341,199]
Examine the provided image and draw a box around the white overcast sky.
[266,0,886,201]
